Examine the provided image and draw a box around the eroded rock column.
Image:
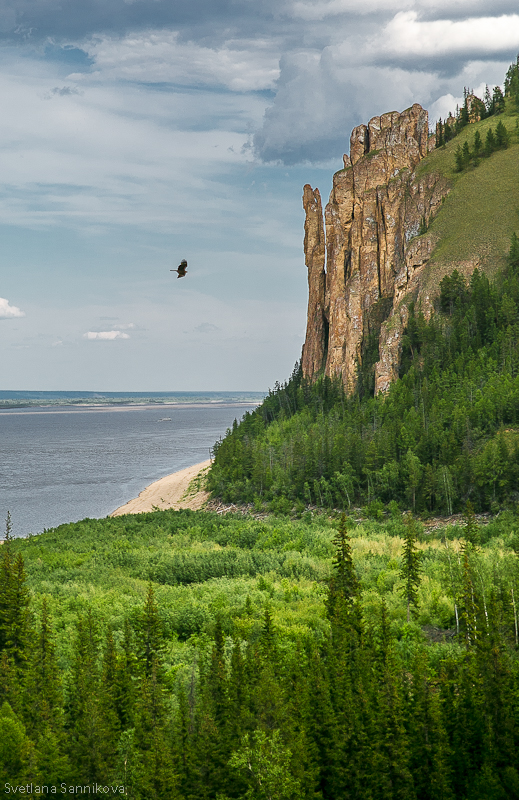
[301,185,327,380]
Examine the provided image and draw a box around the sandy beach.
[111,459,211,516]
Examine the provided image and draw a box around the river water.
[0,394,262,537]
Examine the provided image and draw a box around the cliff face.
[301,103,451,393]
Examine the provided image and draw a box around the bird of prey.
[171,259,188,278]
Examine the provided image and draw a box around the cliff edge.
[301,103,450,393]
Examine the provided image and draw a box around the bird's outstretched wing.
[170,259,188,278]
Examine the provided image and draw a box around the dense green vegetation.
[4,506,519,799]
[208,237,519,515]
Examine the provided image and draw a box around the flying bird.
[171,259,188,279]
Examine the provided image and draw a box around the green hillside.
[418,100,519,272]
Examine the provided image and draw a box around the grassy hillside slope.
[418,100,519,272]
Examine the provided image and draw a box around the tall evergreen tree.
[66,610,111,783]
[485,127,496,155]
[135,582,165,680]
[116,617,137,729]
[327,513,360,627]
[399,514,422,623]
[495,120,509,148]
[508,232,519,273]
[473,129,483,159]
[133,657,179,800]
[0,512,14,655]
[25,598,63,734]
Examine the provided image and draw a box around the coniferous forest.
[208,235,519,517]
[3,63,519,800]
[5,505,519,800]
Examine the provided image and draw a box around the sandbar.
[111,459,211,516]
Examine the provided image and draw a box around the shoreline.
[0,402,260,415]
[111,459,212,516]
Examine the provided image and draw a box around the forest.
[4,505,519,799]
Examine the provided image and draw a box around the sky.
[0,0,518,391]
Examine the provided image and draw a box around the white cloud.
[84,330,130,339]
[0,297,25,319]
[79,31,281,92]
[373,12,519,59]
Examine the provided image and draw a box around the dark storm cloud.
[0,0,280,40]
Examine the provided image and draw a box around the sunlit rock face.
[301,103,450,394]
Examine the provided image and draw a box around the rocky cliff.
[301,103,451,393]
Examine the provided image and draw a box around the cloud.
[47,85,81,97]
[253,6,519,164]
[195,322,220,333]
[0,297,25,319]
[253,50,441,163]
[371,12,519,64]
[81,31,281,92]
[83,330,130,339]
[290,0,403,20]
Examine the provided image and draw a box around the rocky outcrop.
[301,103,451,393]
[301,186,326,382]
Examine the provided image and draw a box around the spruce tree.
[460,549,479,648]
[133,657,179,800]
[508,232,519,274]
[66,610,109,783]
[135,582,165,680]
[116,617,137,729]
[454,144,464,172]
[25,598,63,734]
[495,120,509,148]
[484,84,493,115]
[492,85,505,114]
[327,513,359,623]
[0,512,14,655]
[473,129,483,159]
[7,553,31,672]
[99,627,122,770]
[399,513,422,623]
[485,127,496,155]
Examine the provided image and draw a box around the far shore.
[111,459,212,516]
[0,401,260,415]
